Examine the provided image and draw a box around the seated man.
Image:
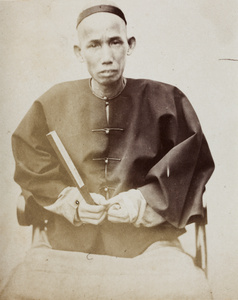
[2,1,214,299]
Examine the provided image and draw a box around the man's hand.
[77,193,107,225]
[45,187,164,227]
[107,189,146,225]
[45,187,108,226]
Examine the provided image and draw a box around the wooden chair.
[194,203,208,276]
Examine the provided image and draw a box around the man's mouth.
[100,70,117,76]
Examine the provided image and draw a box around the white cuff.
[121,189,147,225]
[44,187,82,226]
[134,190,166,228]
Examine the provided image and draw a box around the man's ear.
[74,45,84,63]
[127,37,136,56]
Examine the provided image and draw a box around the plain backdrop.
[0,1,237,299]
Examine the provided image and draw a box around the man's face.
[77,13,130,86]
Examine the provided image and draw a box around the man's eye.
[111,40,122,46]
[88,43,99,48]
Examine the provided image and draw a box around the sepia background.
[0,0,237,299]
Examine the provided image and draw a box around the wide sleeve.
[138,88,215,228]
[12,101,69,206]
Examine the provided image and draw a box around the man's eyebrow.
[87,39,101,44]
[108,36,123,41]
[86,36,123,45]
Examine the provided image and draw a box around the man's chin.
[97,75,121,86]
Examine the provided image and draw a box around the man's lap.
[1,237,212,300]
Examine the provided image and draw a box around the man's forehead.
[78,13,126,41]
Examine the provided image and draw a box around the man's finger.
[108,205,129,219]
[81,212,107,225]
[79,210,105,220]
[107,214,129,223]
[79,202,105,213]
[106,195,122,206]
[91,193,109,206]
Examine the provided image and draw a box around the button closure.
[43,219,48,231]
[92,128,124,134]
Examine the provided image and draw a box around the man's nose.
[101,45,113,64]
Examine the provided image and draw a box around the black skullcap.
[76,5,127,28]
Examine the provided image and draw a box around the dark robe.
[12,78,214,257]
